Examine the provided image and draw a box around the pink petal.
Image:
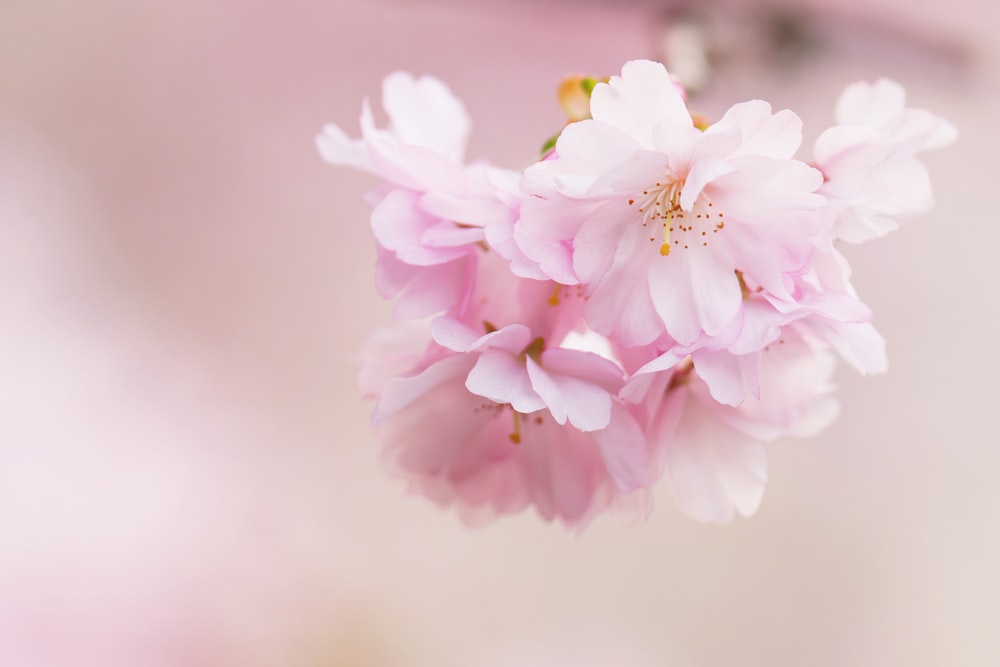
[572,200,634,284]
[589,402,651,491]
[554,119,642,179]
[692,349,761,406]
[814,125,881,170]
[419,191,509,229]
[466,350,545,414]
[680,157,736,211]
[590,59,693,146]
[372,354,475,424]
[371,189,469,265]
[376,250,475,319]
[429,317,482,352]
[648,248,742,344]
[513,193,589,285]
[709,156,824,227]
[517,420,609,525]
[420,220,486,248]
[315,123,372,171]
[662,391,769,523]
[525,356,613,432]
[836,78,906,127]
[806,319,887,376]
[540,348,624,393]
[361,100,465,194]
[484,213,549,281]
[467,324,534,355]
[583,239,664,346]
[650,118,701,172]
[381,71,470,163]
[707,101,803,160]
[714,331,840,441]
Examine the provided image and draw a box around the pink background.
[1,0,998,664]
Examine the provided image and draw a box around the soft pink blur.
[1,0,998,665]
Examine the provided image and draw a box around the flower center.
[471,402,544,445]
[628,181,726,255]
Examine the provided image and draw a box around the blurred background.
[1,0,998,665]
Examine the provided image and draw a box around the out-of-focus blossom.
[814,78,958,244]
[370,342,651,529]
[624,328,838,522]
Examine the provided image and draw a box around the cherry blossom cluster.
[318,60,954,529]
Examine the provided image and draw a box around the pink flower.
[318,72,520,318]
[369,332,652,528]
[357,239,655,526]
[329,61,953,530]
[814,78,957,244]
[516,59,825,348]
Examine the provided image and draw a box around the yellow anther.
[509,411,522,444]
[547,283,561,307]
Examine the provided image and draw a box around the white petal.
[590,59,692,146]
[315,123,372,171]
[382,71,470,162]
[708,101,803,160]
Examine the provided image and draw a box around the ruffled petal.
[660,390,769,523]
[525,356,613,432]
[648,248,742,344]
[381,71,470,163]
[590,59,693,146]
[707,101,803,160]
[315,123,372,171]
[589,402,651,491]
[466,350,545,414]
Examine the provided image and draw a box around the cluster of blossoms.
[319,60,954,528]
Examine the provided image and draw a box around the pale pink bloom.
[624,328,838,522]
[437,316,651,488]
[431,319,622,432]
[515,59,825,348]
[814,78,957,244]
[356,281,653,525]
[356,225,659,525]
[370,343,651,528]
[317,72,519,318]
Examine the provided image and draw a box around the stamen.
[547,283,562,307]
[509,411,522,444]
[635,180,727,256]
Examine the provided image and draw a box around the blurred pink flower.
[814,78,957,244]
[625,328,838,522]
[370,344,651,529]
